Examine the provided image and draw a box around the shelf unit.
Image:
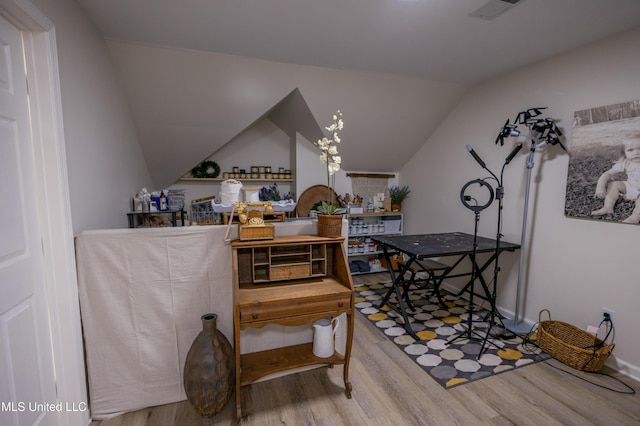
[126,209,185,228]
[231,235,354,420]
[178,177,293,183]
[347,212,403,275]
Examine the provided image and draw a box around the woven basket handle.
[538,309,551,323]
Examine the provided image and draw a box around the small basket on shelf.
[536,309,614,372]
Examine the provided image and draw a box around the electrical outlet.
[601,307,615,323]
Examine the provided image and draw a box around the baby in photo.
[591,134,640,223]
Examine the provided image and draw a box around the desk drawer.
[240,295,351,324]
[270,264,311,281]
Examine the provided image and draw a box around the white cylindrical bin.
[220,179,243,204]
[242,186,261,203]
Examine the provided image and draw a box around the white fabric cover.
[76,220,344,420]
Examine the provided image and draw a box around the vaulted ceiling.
[76,0,640,187]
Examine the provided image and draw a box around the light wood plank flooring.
[90,273,639,425]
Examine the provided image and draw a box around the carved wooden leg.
[344,380,353,399]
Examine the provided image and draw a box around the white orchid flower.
[313,110,344,207]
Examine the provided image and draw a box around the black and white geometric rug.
[354,280,550,389]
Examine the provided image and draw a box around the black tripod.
[448,179,500,357]
[481,160,520,339]
[459,144,523,356]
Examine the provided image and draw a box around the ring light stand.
[449,179,498,355]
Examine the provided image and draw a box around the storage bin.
[382,215,402,233]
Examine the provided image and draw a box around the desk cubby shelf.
[240,242,327,284]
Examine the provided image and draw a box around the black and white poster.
[565,100,640,224]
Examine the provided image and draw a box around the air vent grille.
[469,0,524,20]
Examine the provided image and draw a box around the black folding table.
[372,232,520,340]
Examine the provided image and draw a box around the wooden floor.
[90,273,640,426]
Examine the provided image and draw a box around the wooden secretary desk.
[231,235,354,420]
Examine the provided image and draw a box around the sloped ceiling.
[79,0,640,84]
[106,40,469,188]
[81,0,640,188]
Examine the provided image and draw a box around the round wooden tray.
[295,185,338,217]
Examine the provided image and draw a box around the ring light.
[460,179,494,212]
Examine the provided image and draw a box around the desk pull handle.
[252,313,258,320]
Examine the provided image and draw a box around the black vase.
[183,313,235,417]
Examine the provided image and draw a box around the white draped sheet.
[76,220,345,420]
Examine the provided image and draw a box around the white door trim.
[0,1,89,424]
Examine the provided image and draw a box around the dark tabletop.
[372,232,520,259]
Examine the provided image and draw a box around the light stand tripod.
[458,144,523,355]
[485,144,523,339]
[448,179,498,357]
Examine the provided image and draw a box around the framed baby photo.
[564,99,640,225]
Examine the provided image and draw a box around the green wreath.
[191,160,220,178]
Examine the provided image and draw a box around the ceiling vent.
[469,0,524,20]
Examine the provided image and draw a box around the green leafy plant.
[389,185,411,205]
[312,200,347,215]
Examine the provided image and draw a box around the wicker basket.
[316,214,343,238]
[238,224,275,241]
[537,309,614,372]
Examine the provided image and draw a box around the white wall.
[401,27,640,378]
[171,121,399,213]
[31,0,153,235]
[168,118,294,206]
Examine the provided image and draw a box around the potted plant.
[312,110,346,237]
[389,185,410,211]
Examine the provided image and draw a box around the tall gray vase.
[183,313,235,418]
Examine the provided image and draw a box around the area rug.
[354,280,550,389]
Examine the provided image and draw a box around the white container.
[220,179,243,204]
[382,215,402,233]
[312,317,339,358]
[242,186,261,202]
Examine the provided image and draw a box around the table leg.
[377,246,419,340]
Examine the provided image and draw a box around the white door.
[0,14,58,426]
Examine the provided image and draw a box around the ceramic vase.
[183,313,234,417]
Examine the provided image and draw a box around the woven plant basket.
[537,309,614,372]
[316,214,343,238]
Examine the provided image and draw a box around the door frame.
[0,1,88,424]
